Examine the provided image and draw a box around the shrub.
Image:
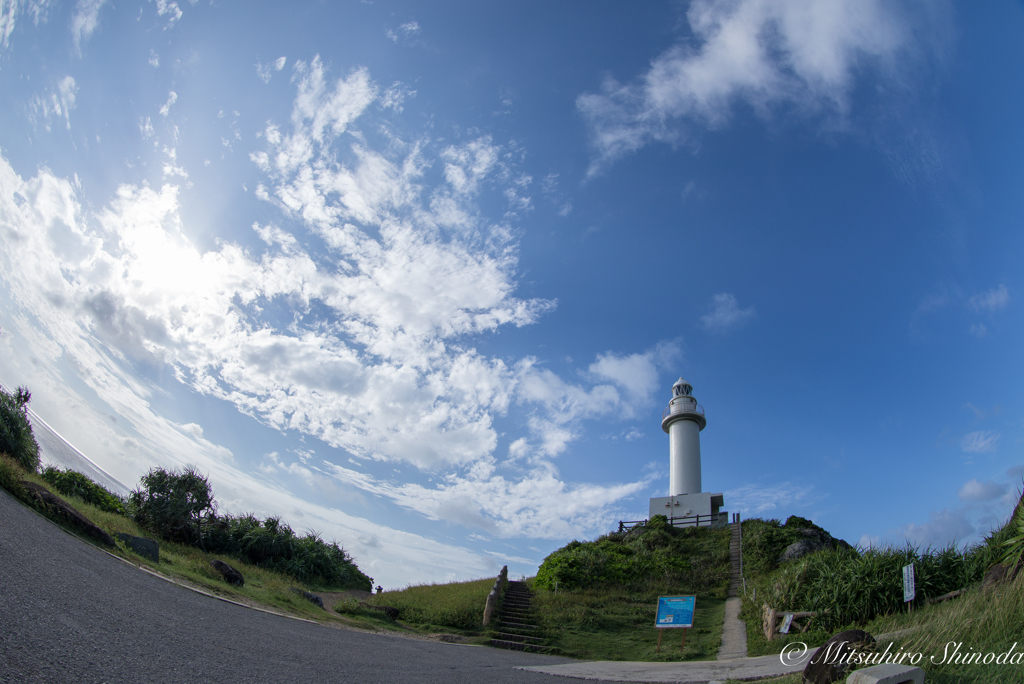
[203,513,372,590]
[41,466,126,515]
[0,385,40,473]
[759,543,989,632]
[534,515,730,596]
[129,466,216,547]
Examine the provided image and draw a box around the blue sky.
[1,0,1022,589]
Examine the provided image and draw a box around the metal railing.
[618,512,724,532]
[662,401,705,420]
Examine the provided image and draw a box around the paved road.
[0,488,574,684]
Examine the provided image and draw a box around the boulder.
[210,559,244,586]
[21,481,115,547]
[115,532,160,563]
[291,588,325,609]
[803,629,877,684]
[780,528,852,563]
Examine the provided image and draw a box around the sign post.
[903,563,915,613]
[655,596,696,653]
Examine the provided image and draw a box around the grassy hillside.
[528,515,732,660]
[739,497,1023,666]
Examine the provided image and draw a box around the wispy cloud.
[961,431,999,454]
[1,0,52,51]
[724,481,821,516]
[28,75,77,131]
[577,0,923,175]
[71,0,106,53]
[968,284,1009,313]
[386,20,420,43]
[158,90,177,116]
[256,56,287,83]
[700,292,754,333]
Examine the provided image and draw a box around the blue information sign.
[656,595,695,629]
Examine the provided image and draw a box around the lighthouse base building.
[650,378,727,528]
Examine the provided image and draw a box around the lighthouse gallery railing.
[662,402,705,420]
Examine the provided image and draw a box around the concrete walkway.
[716,520,748,660]
[517,648,819,683]
[716,597,748,660]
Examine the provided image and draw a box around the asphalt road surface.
[0,488,574,683]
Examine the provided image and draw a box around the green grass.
[353,577,495,631]
[532,585,727,661]
[863,576,1024,683]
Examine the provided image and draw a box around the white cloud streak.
[0,0,51,50]
[961,431,999,454]
[28,75,77,131]
[578,0,919,175]
[71,0,105,52]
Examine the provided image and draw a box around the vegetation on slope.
[0,386,373,595]
[0,385,40,473]
[536,514,732,595]
[338,577,495,631]
[740,498,1023,658]
[529,515,732,660]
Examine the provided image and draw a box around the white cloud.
[71,0,106,52]
[148,49,159,67]
[961,430,999,454]
[154,0,182,28]
[158,90,177,116]
[256,57,287,84]
[968,284,1009,312]
[28,75,78,131]
[958,479,1006,503]
[386,20,420,43]
[577,0,918,175]
[700,292,754,333]
[381,82,416,113]
[0,60,665,547]
[724,481,821,516]
[898,507,974,547]
[0,0,50,51]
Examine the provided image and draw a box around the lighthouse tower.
[663,377,706,496]
[648,377,725,527]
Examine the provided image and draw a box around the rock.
[210,559,244,586]
[780,528,851,563]
[115,532,160,563]
[21,481,116,547]
[291,588,325,609]
[803,629,877,684]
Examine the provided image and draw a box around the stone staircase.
[489,580,546,652]
[728,520,742,598]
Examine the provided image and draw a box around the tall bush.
[0,385,40,473]
[129,466,216,547]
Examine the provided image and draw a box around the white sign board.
[779,613,794,634]
[903,563,915,603]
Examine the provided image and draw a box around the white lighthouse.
[649,377,725,527]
